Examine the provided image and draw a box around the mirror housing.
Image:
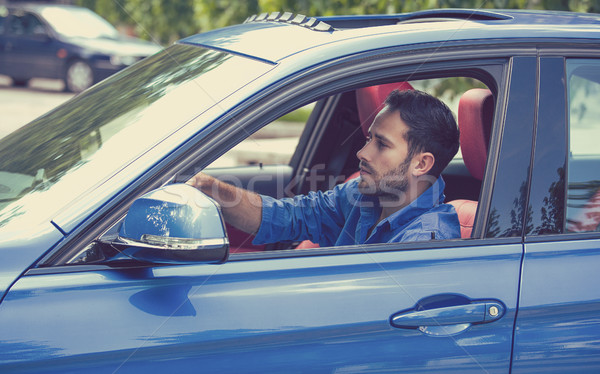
[116,184,228,264]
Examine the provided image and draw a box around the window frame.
[525,49,600,243]
[37,45,527,269]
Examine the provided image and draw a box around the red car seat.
[567,190,600,232]
[355,82,415,137]
[448,88,494,238]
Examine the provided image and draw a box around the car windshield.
[40,6,119,39]
[0,44,272,232]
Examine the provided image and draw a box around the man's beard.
[358,156,411,200]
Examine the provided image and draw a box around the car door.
[0,53,536,373]
[2,10,62,80]
[512,56,600,372]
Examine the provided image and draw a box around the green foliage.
[76,0,198,45]
[194,0,259,33]
[76,0,597,45]
[71,0,597,111]
[279,105,313,122]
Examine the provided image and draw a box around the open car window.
[201,76,491,255]
[58,69,498,266]
[207,104,311,169]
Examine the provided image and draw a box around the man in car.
[187,89,461,246]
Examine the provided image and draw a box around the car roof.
[180,9,600,63]
[3,2,81,10]
[2,2,87,14]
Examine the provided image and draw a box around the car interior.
[198,76,495,253]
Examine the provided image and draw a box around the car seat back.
[355,81,414,137]
[449,88,494,238]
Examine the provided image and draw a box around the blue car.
[1,8,599,373]
[0,3,161,92]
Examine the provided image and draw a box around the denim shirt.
[253,177,460,247]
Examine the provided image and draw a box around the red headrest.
[355,82,413,137]
[457,89,494,181]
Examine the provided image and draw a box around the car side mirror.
[115,184,229,264]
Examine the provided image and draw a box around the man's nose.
[356,141,369,161]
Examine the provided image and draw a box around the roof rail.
[320,9,513,29]
[402,9,513,21]
[244,12,334,32]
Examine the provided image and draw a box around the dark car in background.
[0,3,161,92]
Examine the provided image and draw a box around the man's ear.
[411,152,435,177]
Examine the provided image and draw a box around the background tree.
[77,0,198,45]
[77,0,597,46]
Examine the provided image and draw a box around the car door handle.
[390,300,505,331]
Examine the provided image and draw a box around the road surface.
[0,75,300,167]
[0,76,73,138]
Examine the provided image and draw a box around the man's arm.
[186,172,262,234]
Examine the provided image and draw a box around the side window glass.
[23,13,45,36]
[64,72,496,265]
[9,13,44,36]
[9,14,25,35]
[566,59,600,232]
[203,75,490,254]
[207,104,312,168]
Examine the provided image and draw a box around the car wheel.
[65,60,94,93]
[11,78,29,87]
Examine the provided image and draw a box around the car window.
[202,75,490,255]
[566,59,600,232]
[207,103,312,168]
[8,12,45,36]
[0,44,273,232]
[208,77,485,171]
[62,68,496,266]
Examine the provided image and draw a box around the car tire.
[64,60,94,93]
[11,78,29,87]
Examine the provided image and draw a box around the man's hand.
[186,172,213,192]
[186,172,263,234]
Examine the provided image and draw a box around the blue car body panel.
[0,243,521,373]
[0,224,63,302]
[513,240,600,373]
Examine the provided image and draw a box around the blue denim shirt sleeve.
[253,183,357,246]
[253,177,460,246]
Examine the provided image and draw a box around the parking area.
[0,76,73,138]
[0,75,301,167]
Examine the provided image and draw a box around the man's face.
[356,107,413,199]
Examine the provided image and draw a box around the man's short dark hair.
[385,89,460,178]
